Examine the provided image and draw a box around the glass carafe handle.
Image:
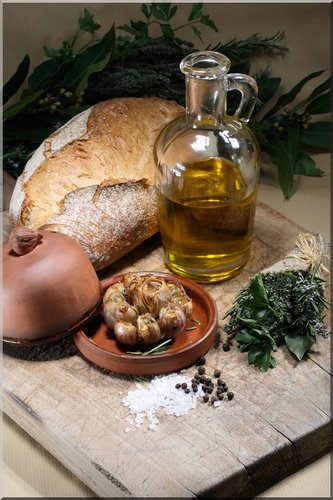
[227,73,258,124]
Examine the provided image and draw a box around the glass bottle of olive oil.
[154,51,260,283]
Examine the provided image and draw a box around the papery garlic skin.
[137,313,162,346]
[103,282,126,304]
[158,305,186,339]
[168,283,193,319]
[103,300,138,329]
[114,321,138,346]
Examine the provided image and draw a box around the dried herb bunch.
[224,270,329,371]
[3,3,331,198]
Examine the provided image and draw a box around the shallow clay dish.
[74,272,218,375]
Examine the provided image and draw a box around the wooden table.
[2,196,331,498]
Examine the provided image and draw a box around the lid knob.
[8,227,43,256]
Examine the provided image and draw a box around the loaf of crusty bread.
[9,97,184,270]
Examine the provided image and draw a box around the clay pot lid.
[74,272,218,375]
[2,227,102,346]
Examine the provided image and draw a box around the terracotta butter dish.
[2,227,102,346]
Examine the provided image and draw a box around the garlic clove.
[158,305,186,339]
[114,321,138,346]
[137,313,162,346]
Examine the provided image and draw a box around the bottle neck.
[185,76,227,127]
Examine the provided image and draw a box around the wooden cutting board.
[2,202,331,498]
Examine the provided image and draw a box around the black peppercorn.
[218,393,224,401]
[222,343,231,351]
[196,355,206,366]
[194,373,201,380]
[184,388,190,394]
[207,387,213,394]
[214,369,221,378]
[203,394,209,403]
[205,377,212,385]
[192,385,198,393]
[175,383,181,389]
[227,391,234,400]
[217,378,223,386]
[198,366,205,375]
[200,376,206,384]
[181,382,188,389]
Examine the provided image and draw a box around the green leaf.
[3,54,30,104]
[200,15,218,32]
[63,24,115,92]
[307,75,332,102]
[284,331,314,360]
[188,2,203,22]
[306,90,331,114]
[3,89,44,120]
[56,104,91,118]
[248,274,270,307]
[75,51,112,95]
[191,25,203,44]
[300,121,332,150]
[140,4,150,18]
[294,152,324,176]
[263,70,325,119]
[79,8,101,33]
[271,134,295,199]
[160,23,174,40]
[247,345,274,371]
[22,59,62,97]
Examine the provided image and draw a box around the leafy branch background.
[3,2,331,199]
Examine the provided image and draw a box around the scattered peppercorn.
[223,343,231,351]
[217,378,223,386]
[175,383,181,389]
[192,385,198,393]
[196,355,206,366]
[198,366,205,375]
[181,382,188,389]
[214,369,221,378]
[194,373,201,380]
[218,393,224,401]
[203,394,209,403]
[184,388,190,394]
[200,376,206,384]
[205,377,212,385]
[227,391,234,400]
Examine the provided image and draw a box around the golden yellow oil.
[157,157,257,283]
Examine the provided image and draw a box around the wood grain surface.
[2,202,331,498]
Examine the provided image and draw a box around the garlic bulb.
[158,305,186,339]
[114,321,138,346]
[137,313,162,346]
[133,277,173,317]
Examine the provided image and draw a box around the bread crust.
[9,97,184,270]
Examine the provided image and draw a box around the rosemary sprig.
[126,338,172,356]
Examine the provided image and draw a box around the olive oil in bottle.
[154,51,260,283]
[157,157,258,283]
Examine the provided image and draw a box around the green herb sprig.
[3,2,331,198]
[126,338,172,356]
[224,271,329,371]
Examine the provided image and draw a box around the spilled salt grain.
[122,373,203,431]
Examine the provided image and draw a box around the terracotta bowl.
[74,271,218,375]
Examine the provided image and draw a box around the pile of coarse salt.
[121,372,203,432]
